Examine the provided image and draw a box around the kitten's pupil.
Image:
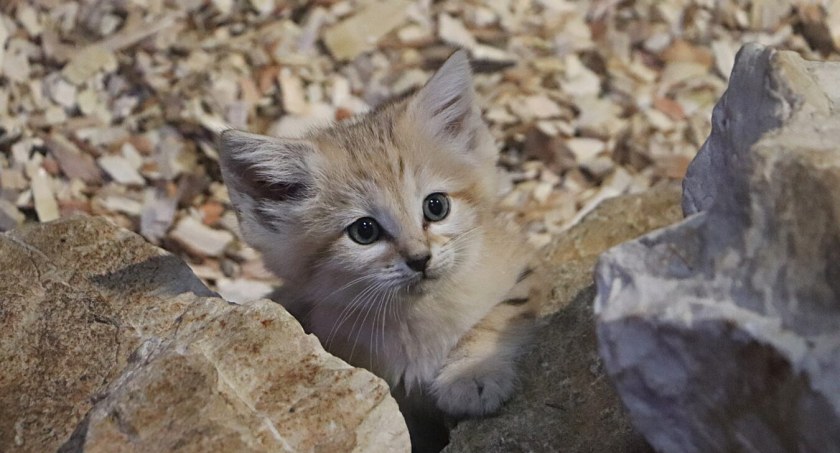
[348,217,381,245]
[427,198,443,216]
[423,193,450,222]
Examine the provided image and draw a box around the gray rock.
[596,44,840,453]
[0,216,409,453]
[446,184,682,452]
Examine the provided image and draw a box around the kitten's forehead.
[309,107,472,198]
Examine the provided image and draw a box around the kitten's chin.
[404,272,443,296]
[405,281,428,296]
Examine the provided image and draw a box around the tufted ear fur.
[408,50,481,149]
[217,129,321,283]
[218,129,316,205]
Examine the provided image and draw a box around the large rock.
[446,184,682,452]
[595,44,840,452]
[0,216,409,452]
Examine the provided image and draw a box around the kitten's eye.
[423,193,450,222]
[347,217,381,245]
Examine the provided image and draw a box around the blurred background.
[0,0,837,300]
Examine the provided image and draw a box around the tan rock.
[0,217,409,452]
[543,184,682,314]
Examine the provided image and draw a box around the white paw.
[430,359,516,417]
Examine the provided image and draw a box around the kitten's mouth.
[421,270,440,280]
[404,271,440,294]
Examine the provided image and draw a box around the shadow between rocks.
[88,254,216,299]
[444,285,652,453]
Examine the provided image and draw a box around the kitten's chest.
[305,293,481,387]
[392,308,469,383]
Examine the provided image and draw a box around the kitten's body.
[219,51,539,441]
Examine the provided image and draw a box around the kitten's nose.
[406,254,431,273]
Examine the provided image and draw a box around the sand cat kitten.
[218,50,538,433]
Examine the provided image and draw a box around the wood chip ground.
[1,0,837,300]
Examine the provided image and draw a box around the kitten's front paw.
[430,359,516,418]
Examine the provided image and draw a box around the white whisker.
[326,280,381,349]
[303,273,375,320]
[349,283,383,363]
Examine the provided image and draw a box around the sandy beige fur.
[218,50,539,423]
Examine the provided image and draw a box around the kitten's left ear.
[409,49,480,146]
[217,129,316,204]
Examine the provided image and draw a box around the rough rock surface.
[446,184,682,452]
[596,44,840,453]
[0,216,409,453]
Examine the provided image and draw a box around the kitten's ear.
[409,49,478,144]
[218,129,315,202]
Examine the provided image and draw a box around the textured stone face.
[0,217,409,453]
[595,44,840,453]
[446,184,682,453]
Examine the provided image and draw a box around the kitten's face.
[301,123,492,295]
[219,50,498,304]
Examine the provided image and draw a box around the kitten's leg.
[429,270,541,417]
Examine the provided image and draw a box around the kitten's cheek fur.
[339,238,391,271]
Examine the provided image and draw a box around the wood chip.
[279,68,307,114]
[17,6,42,37]
[45,134,103,184]
[565,138,606,163]
[323,0,412,60]
[530,95,563,119]
[0,15,8,69]
[47,76,77,109]
[216,278,274,303]
[1,168,28,191]
[140,188,177,243]
[200,201,224,226]
[438,13,477,49]
[4,39,32,83]
[170,216,234,258]
[31,168,59,222]
[61,45,117,85]
[711,40,738,79]
[98,155,146,185]
[0,0,834,296]
[0,199,25,232]
[101,195,143,216]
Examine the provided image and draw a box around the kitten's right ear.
[218,129,315,202]
[408,49,477,146]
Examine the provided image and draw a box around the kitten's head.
[219,50,499,305]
